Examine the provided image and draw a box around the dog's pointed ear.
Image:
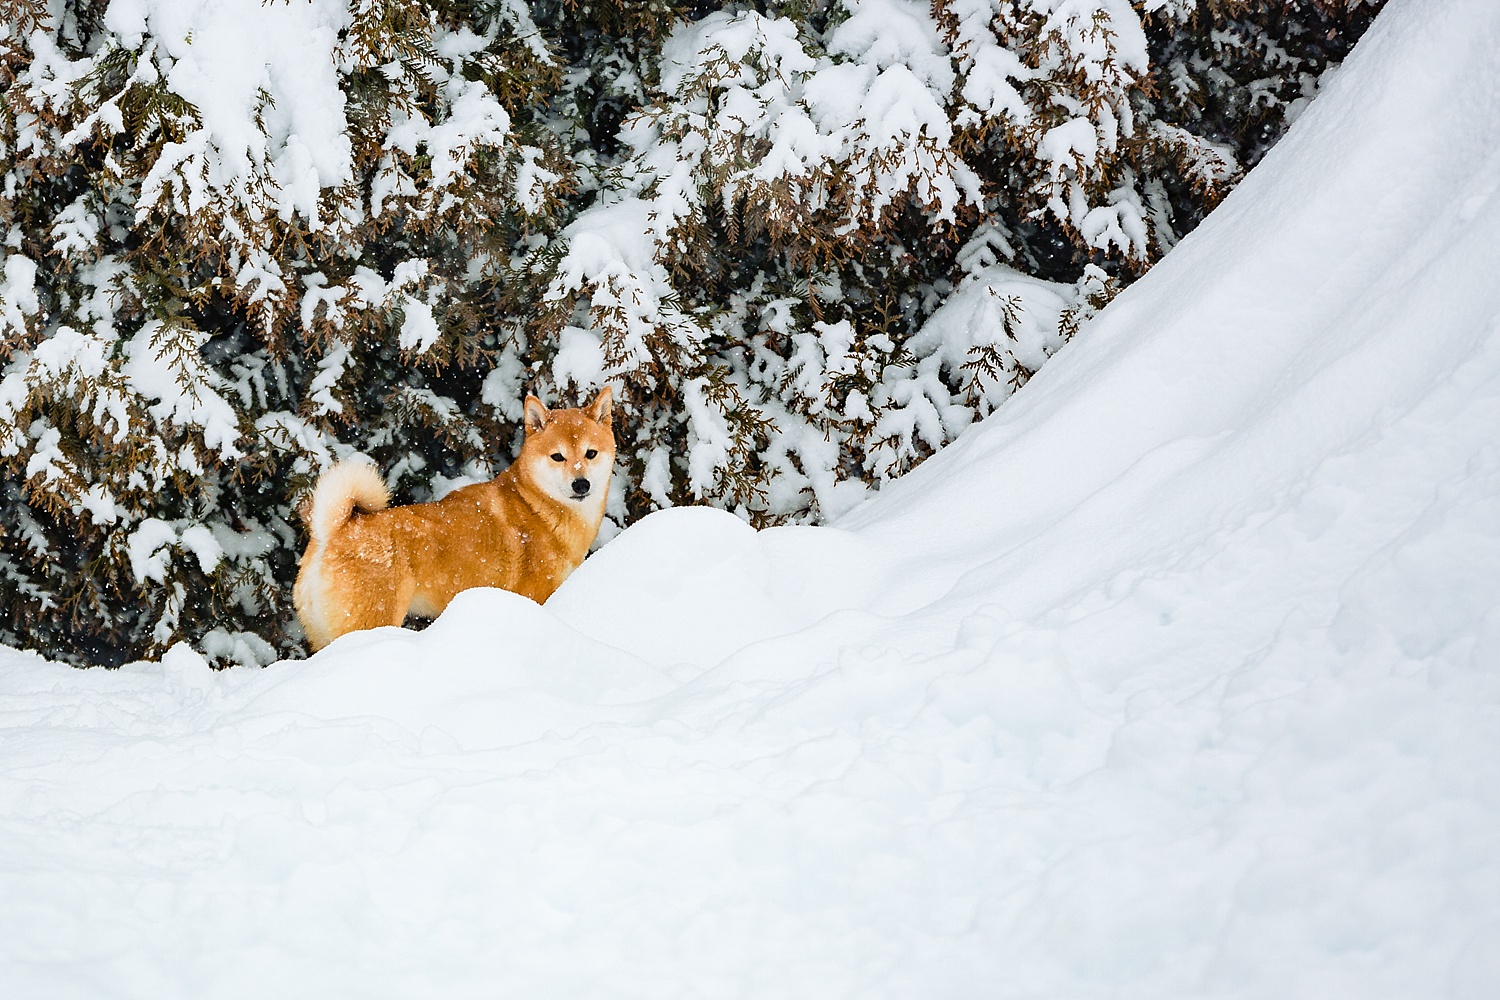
[586,385,613,425]
[524,395,549,435]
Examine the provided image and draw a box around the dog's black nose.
[571,477,590,496]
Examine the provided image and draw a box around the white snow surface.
[4,0,1500,995]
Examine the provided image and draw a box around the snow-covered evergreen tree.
[0,0,1382,665]
[1,0,572,663]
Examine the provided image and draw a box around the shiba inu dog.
[293,388,615,651]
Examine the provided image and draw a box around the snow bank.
[3,0,1499,996]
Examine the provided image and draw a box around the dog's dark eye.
[585,449,597,460]
[551,453,565,462]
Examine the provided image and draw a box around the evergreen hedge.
[0,0,1381,665]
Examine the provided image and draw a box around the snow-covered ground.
[4,0,1499,995]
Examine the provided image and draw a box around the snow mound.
[3,0,1499,996]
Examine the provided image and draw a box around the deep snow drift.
[3,0,1499,996]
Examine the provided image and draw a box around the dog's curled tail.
[304,459,390,544]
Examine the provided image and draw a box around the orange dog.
[294,389,616,651]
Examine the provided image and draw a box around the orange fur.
[294,389,616,651]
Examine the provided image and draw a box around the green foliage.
[0,0,1383,666]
